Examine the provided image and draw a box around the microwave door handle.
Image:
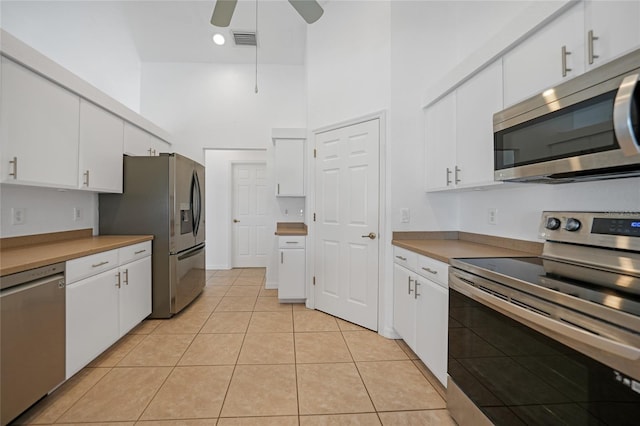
[613,72,640,157]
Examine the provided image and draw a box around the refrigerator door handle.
[177,243,206,261]
[190,170,202,238]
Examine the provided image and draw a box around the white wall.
[140,62,307,164]
[0,185,97,237]
[1,1,142,111]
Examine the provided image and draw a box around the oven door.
[448,269,640,426]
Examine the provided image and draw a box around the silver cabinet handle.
[561,45,572,77]
[148,148,153,156]
[408,276,414,295]
[455,166,461,184]
[281,251,284,264]
[422,267,438,275]
[123,269,129,285]
[613,73,640,156]
[361,232,377,240]
[395,255,407,261]
[414,280,421,299]
[286,241,299,244]
[134,249,146,255]
[446,167,452,185]
[115,272,121,288]
[83,170,90,187]
[92,261,109,268]
[587,30,599,65]
[277,183,280,194]
[9,157,17,179]
[152,149,157,156]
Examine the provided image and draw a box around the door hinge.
[313,148,317,158]
[313,276,316,285]
[313,213,316,222]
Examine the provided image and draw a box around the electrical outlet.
[488,208,498,225]
[11,208,26,225]
[401,208,410,224]
[73,207,82,221]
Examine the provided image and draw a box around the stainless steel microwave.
[493,48,640,183]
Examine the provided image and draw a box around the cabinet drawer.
[119,241,152,265]
[278,236,306,249]
[66,249,118,284]
[416,255,448,288]
[393,247,418,272]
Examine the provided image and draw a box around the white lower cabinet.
[65,241,151,378]
[278,236,306,300]
[392,246,449,387]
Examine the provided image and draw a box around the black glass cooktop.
[455,257,640,317]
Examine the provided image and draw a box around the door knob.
[361,232,377,240]
[233,219,240,223]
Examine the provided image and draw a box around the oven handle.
[613,72,640,157]
[449,271,640,362]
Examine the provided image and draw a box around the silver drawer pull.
[92,261,109,268]
[134,249,147,254]
[422,267,438,274]
[395,255,407,261]
[285,241,299,244]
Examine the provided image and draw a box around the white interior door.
[232,163,269,267]
[314,118,380,331]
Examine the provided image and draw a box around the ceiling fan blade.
[211,0,238,27]
[288,0,324,24]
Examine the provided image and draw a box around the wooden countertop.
[275,222,308,236]
[0,229,153,276]
[392,231,542,263]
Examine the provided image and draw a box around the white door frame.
[306,110,395,338]
[228,160,269,268]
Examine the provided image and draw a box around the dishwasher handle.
[0,274,65,298]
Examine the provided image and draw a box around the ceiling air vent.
[232,31,257,47]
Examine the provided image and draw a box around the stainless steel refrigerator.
[99,153,205,318]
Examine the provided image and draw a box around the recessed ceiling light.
[212,33,225,46]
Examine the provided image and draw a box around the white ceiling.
[2,0,310,65]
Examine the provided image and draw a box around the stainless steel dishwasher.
[1,262,66,426]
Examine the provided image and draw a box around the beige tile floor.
[13,268,456,426]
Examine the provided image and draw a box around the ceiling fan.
[211,0,324,27]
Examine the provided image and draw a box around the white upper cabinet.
[503,3,585,106]
[425,60,503,192]
[455,60,503,189]
[1,57,79,188]
[274,138,305,196]
[424,92,456,192]
[584,0,640,70]
[123,122,169,156]
[78,100,124,193]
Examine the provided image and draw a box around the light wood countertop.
[392,231,542,263]
[1,230,153,276]
[275,222,308,236]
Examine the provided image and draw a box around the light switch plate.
[401,208,410,224]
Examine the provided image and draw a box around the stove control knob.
[565,218,582,232]
[545,217,561,230]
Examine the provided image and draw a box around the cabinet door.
[455,60,503,188]
[424,92,456,192]
[124,122,154,156]
[274,139,304,196]
[278,248,305,299]
[415,278,448,387]
[503,3,585,106]
[119,256,152,336]
[585,0,640,70]
[393,263,416,350]
[66,269,119,379]
[78,100,124,193]
[1,57,79,188]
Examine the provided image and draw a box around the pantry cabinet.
[392,246,449,386]
[425,60,503,192]
[278,236,306,300]
[78,99,124,193]
[65,241,151,378]
[1,56,79,188]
